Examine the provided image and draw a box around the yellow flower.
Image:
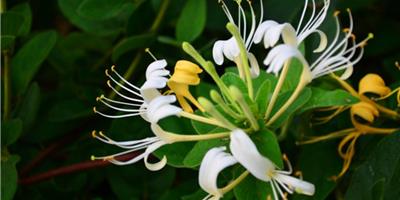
[167,60,204,113]
[358,73,391,97]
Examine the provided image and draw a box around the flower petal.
[199,147,237,198]
[213,40,225,65]
[146,59,168,80]
[146,95,182,123]
[229,129,274,182]
[274,173,315,196]
[143,140,168,171]
[248,52,260,78]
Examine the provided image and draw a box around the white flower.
[91,123,183,171]
[212,0,262,77]
[198,129,315,200]
[199,147,238,200]
[264,9,373,80]
[94,59,178,121]
[230,130,315,199]
[253,0,329,52]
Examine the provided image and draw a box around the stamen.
[107,81,144,103]
[295,171,303,179]
[145,48,157,61]
[110,65,141,91]
[395,61,400,70]
[94,106,146,119]
[219,0,235,24]
[99,94,144,106]
[97,97,146,113]
[107,74,143,98]
[91,130,97,138]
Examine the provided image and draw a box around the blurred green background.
[1,0,399,199]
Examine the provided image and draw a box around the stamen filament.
[220,171,250,194]
[180,111,232,130]
[93,107,146,118]
[110,65,141,91]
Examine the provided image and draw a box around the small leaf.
[1,155,20,200]
[10,3,32,36]
[176,0,206,42]
[77,0,134,20]
[111,33,156,62]
[1,12,24,36]
[183,139,228,168]
[1,35,16,49]
[255,80,272,116]
[299,87,359,113]
[252,129,283,168]
[11,31,57,93]
[1,119,23,146]
[222,72,248,94]
[17,83,41,131]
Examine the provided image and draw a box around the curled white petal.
[229,129,274,182]
[213,40,225,65]
[199,147,237,198]
[274,173,315,196]
[264,44,309,75]
[145,59,168,80]
[143,140,168,171]
[146,95,182,123]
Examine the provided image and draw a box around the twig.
[18,152,139,185]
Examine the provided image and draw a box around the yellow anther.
[395,61,400,70]
[90,155,96,161]
[359,74,391,98]
[106,80,112,88]
[350,34,356,40]
[105,69,110,76]
[167,60,204,113]
[295,171,303,179]
[111,65,116,72]
[145,48,157,60]
[96,97,101,102]
[346,8,351,13]
[99,131,106,137]
[334,10,340,16]
[343,28,350,33]
[267,195,272,200]
[91,130,97,138]
[93,107,97,113]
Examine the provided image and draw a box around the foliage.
[1,0,400,199]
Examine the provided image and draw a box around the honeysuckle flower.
[167,60,205,113]
[300,74,399,178]
[199,147,238,200]
[92,122,232,171]
[253,0,329,52]
[212,0,262,78]
[230,130,315,199]
[199,130,315,200]
[359,73,400,105]
[94,60,171,121]
[263,10,373,80]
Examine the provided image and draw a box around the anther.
[395,61,400,70]
[111,65,116,72]
[334,10,340,16]
[93,107,97,113]
[145,48,157,61]
[105,69,110,76]
[283,193,288,200]
[91,130,97,138]
[96,97,100,102]
[106,80,112,88]
[346,8,351,13]
[295,171,303,179]
[343,28,350,33]
[90,155,96,161]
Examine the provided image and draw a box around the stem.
[220,171,250,194]
[267,67,311,126]
[2,51,11,120]
[264,60,291,120]
[19,152,140,185]
[226,23,254,100]
[180,111,230,129]
[174,131,231,142]
[108,0,170,99]
[230,86,259,131]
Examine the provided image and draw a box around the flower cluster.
[91,0,397,199]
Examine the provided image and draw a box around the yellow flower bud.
[358,73,391,97]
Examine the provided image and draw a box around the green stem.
[108,0,170,99]
[180,111,230,129]
[173,131,231,142]
[264,60,291,120]
[230,86,259,131]
[226,23,254,100]
[266,67,311,126]
[0,0,6,13]
[2,51,11,120]
[220,171,249,194]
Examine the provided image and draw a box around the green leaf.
[281,59,303,92]
[77,0,134,21]
[1,35,16,49]
[255,80,272,116]
[299,88,359,113]
[111,33,156,62]
[11,31,57,93]
[1,155,20,200]
[269,87,312,129]
[1,12,24,36]
[183,139,228,168]
[252,129,283,168]
[58,0,130,36]
[345,132,400,200]
[176,0,206,42]
[47,99,93,122]
[292,141,341,200]
[17,83,41,131]
[221,72,248,94]
[234,169,273,200]
[10,3,32,36]
[1,119,23,146]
